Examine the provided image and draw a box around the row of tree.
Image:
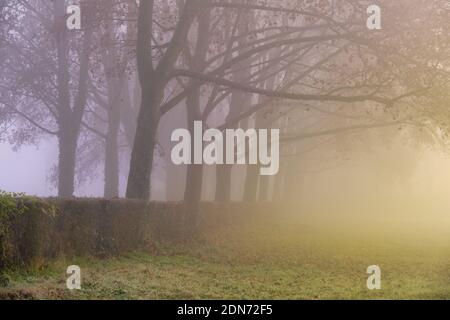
[0,0,449,203]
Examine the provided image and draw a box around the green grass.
[2,212,450,300]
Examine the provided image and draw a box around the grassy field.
[2,208,450,300]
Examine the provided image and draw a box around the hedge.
[0,196,270,271]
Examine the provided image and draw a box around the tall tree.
[1,0,95,197]
[126,0,197,199]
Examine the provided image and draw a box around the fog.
[2,0,450,301]
[1,0,449,206]
[0,141,105,197]
[3,128,450,206]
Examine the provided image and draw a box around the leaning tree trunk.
[126,0,194,200]
[126,0,159,200]
[126,87,159,200]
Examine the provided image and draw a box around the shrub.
[0,191,26,269]
[0,191,58,271]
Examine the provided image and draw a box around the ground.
[2,209,450,300]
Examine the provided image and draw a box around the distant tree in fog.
[1,0,449,205]
[126,0,449,202]
[0,0,95,197]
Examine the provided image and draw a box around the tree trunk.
[126,0,194,200]
[126,88,158,200]
[259,175,270,202]
[54,0,92,197]
[58,128,77,197]
[215,165,232,202]
[183,88,204,238]
[184,90,203,203]
[273,164,285,202]
[183,8,210,205]
[104,108,120,198]
[243,165,259,201]
[185,164,204,203]
[121,76,139,147]
[213,13,252,202]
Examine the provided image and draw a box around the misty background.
[1,0,450,208]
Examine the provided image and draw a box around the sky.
[0,139,103,197]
